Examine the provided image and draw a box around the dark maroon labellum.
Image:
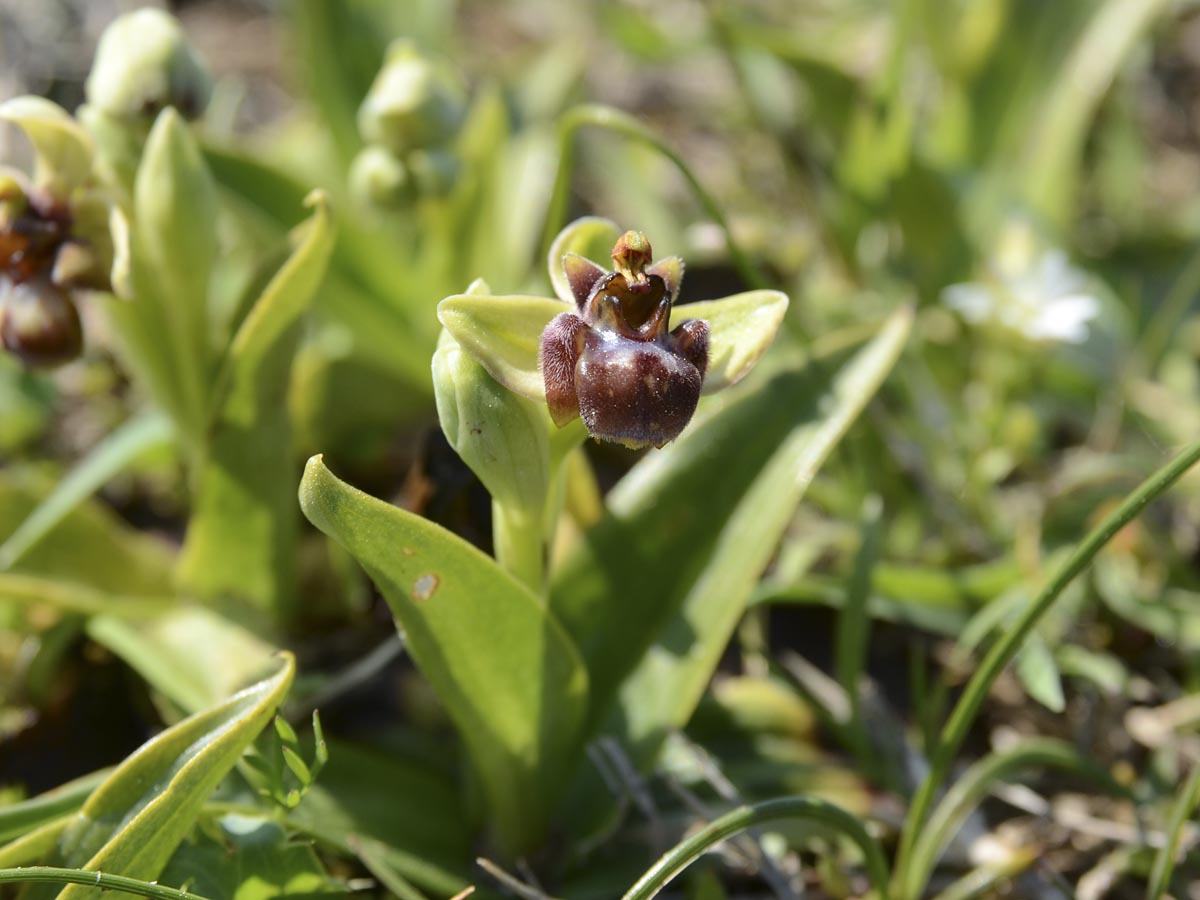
[0,275,84,368]
[540,232,709,449]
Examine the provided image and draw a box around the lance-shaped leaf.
[104,108,217,452]
[299,455,589,856]
[0,97,93,196]
[21,653,294,900]
[437,290,787,403]
[551,305,913,762]
[177,192,334,615]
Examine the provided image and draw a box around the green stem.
[542,104,769,292]
[1146,763,1200,900]
[1136,244,1200,374]
[0,867,211,900]
[620,797,890,900]
[893,438,1200,899]
[903,738,1123,899]
[492,500,545,594]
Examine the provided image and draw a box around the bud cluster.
[350,40,466,209]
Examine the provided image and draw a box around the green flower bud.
[408,148,460,198]
[349,145,413,209]
[357,40,465,154]
[0,274,83,367]
[86,9,212,122]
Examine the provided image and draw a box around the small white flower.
[943,223,1101,345]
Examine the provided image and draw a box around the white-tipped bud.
[86,9,212,122]
[349,145,414,209]
[357,40,465,154]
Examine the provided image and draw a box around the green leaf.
[0,771,110,846]
[298,455,589,855]
[681,291,789,393]
[0,472,173,596]
[87,605,281,715]
[22,654,294,900]
[287,0,388,165]
[1014,632,1065,713]
[0,574,169,618]
[1146,764,1200,900]
[1021,0,1172,224]
[551,306,913,760]
[902,737,1125,900]
[0,411,174,571]
[159,812,338,900]
[283,739,468,895]
[177,193,334,615]
[547,217,620,304]
[437,293,565,401]
[105,109,217,453]
[349,834,431,900]
[0,97,93,195]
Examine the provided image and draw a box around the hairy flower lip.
[540,229,711,450]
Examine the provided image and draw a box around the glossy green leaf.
[547,217,620,304]
[551,306,913,760]
[159,813,338,900]
[22,654,294,900]
[0,411,174,571]
[298,455,589,855]
[177,193,334,614]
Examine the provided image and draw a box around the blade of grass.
[927,850,1038,900]
[836,494,883,755]
[619,797,890,900]
[0,411,173,571]
[542,104,769,292]
[904,737,1125,899]
[1145,763,1200,900]
[893,437,1200,900]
